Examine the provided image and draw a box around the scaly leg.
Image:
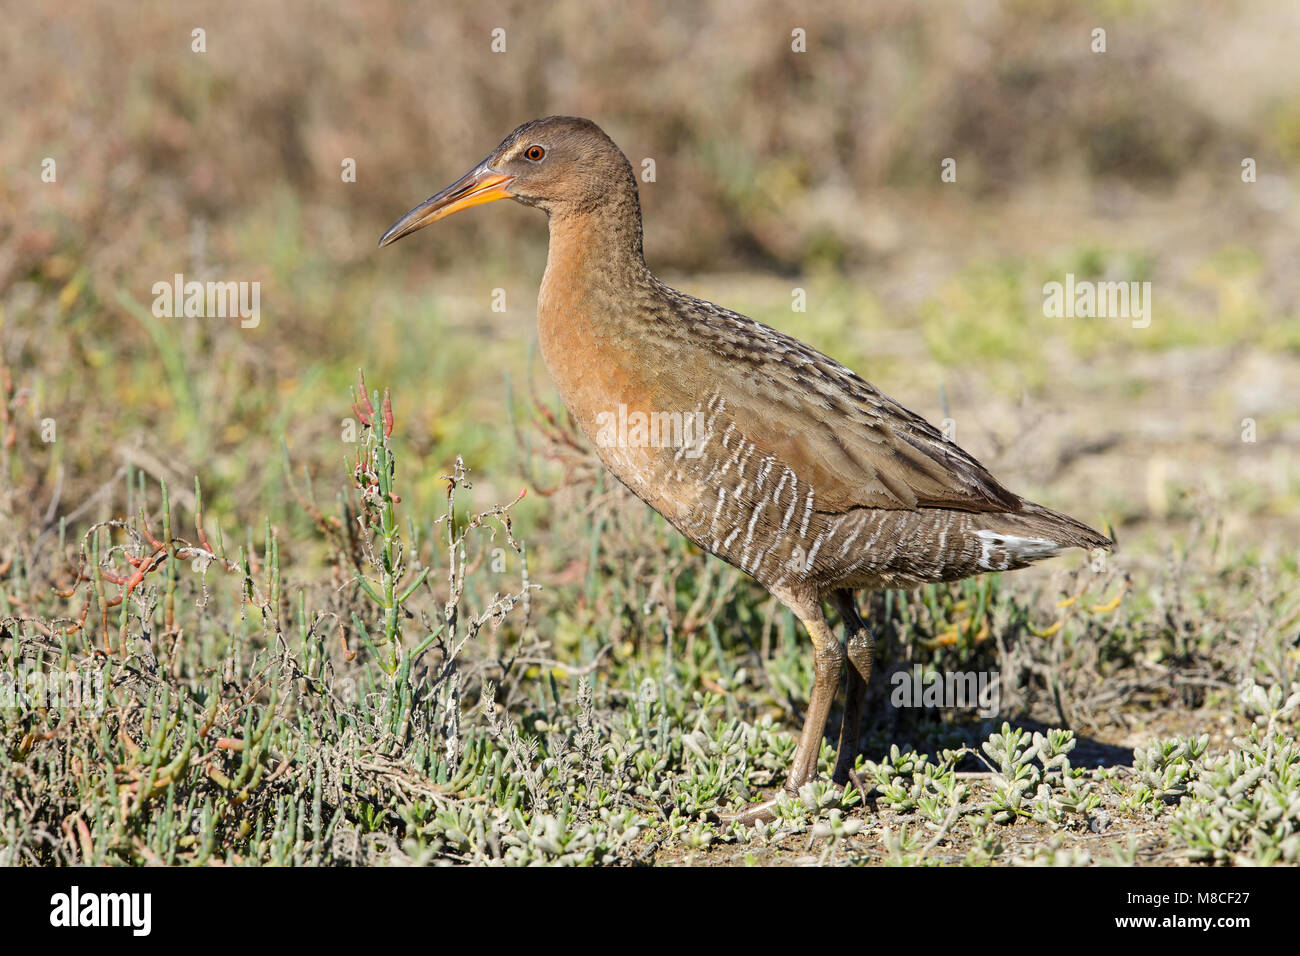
[725,599,844,825]
[830,590,874,791]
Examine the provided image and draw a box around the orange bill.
[378,163,514,247]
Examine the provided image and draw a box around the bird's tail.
[970,501,1112,572]
[1016,500,1113,550]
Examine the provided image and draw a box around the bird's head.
[378,116,635,248]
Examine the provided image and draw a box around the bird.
[379,116,1112,823]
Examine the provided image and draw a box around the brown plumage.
[380,116,1112,822]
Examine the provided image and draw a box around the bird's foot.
[716,788,796,827]
[833,767,870,805]
[719,769,871,828]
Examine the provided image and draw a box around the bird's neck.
[539,201,654,326]
[535,200,664,431]
[540,204,660,338]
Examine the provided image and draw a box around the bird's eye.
[524,145,545,162]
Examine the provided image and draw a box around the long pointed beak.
[378,162,515,248]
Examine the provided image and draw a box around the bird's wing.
[666,297,1022,515]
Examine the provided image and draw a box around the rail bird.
[379,116,1111,822]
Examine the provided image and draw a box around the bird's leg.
[724,604,843,826]
[833,666,866,787]
[788,611,845,786]
[830,590,874,793]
